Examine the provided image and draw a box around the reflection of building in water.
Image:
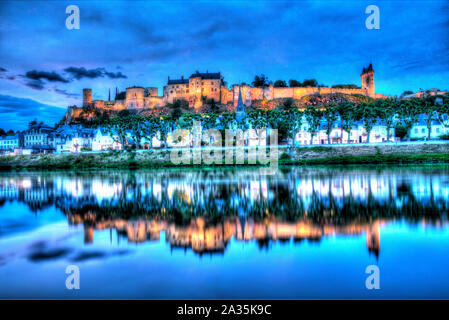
[1,169,448,215]
[366,222,380,258]
[74,214,384,256]
[0,168,447,256]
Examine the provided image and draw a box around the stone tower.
[361,64,375,97]
[82,88,92,107]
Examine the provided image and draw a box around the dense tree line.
[93,95,449,149]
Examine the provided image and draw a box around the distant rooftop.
[167,71,221,85]
[189,71,221,80]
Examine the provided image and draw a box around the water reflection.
[1,167,448,259]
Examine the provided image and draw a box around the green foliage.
[322,103,338,144]
[301,79,318,87]
[288,79,302,87]
[252,74,269,87]
[394,125,408,139]
[274,80,287,88]
[277,98,296,111]
[304,106,323,144]
[115,91,126,100]
[332,84,360,89]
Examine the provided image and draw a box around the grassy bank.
[280,153,449,165]
[0,143,448,170]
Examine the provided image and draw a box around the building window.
[421,128,425,133]
[415,128,418,134]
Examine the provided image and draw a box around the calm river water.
[0,166,448,299]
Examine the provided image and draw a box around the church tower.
[361,63,375,97]
[236,87,246,123]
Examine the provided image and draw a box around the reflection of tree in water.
[0,167,448,255]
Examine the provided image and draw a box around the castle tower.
[125,86,145,108]
[82,88,92,107]
[361,64,375,97]
[366,221,380,259]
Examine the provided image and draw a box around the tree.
[202,113,219,130]
[207,98,219,113]
[332,84,359,89]
[282,109,302,147]
[398,99,420,141]
[304,106,323,145]
[338,102,358,143]
[252,74,269,88]
[247,109,268,145]
[128,115,145,149]
[376,99,397,142]
[402,90,413,96]
[28,119,38,128]
[142,116,159,149]
[157,115,173,149]
[436,102,449,134]
[301,79,318,87]
[118,109,130,117]
[274,80,287,88]
[394,125,408,140]
[6,129,14,136]
[288,80,301,87]
[420,97,438,141]
[170,100,183,121]
[105,117,129,150]
[0,128,5,136]
[277,98,296,111]
[322,104,338,144]
[359,102,378,143]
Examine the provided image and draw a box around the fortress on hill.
[73,64,384,115]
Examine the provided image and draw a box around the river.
[0,166,448,299]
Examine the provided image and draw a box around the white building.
[92,127,122,151]
[0,134,20,152]
[409,115,448,140]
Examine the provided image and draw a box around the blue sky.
[1,0,449,130]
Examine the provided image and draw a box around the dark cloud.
[64,67,127,79]
[24,79,45,90]
[53,88,79,98]
[64,67,104,79]
[25,70,69,83]
[104,70,127,79]
[0,67,6,72]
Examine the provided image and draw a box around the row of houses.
[0,123,121,155]
[1,114,448,154]
[295,114,448,145]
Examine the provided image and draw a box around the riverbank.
[0,142,448,170]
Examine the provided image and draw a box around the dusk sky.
[1,0,449,130]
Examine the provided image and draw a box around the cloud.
[0,67,6,72]
[25,70,69,83]
[64,67,127,80]
[0,94,66,130]
[53,88,79,98]
[24,79,45,90]
[104,70,127,79]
